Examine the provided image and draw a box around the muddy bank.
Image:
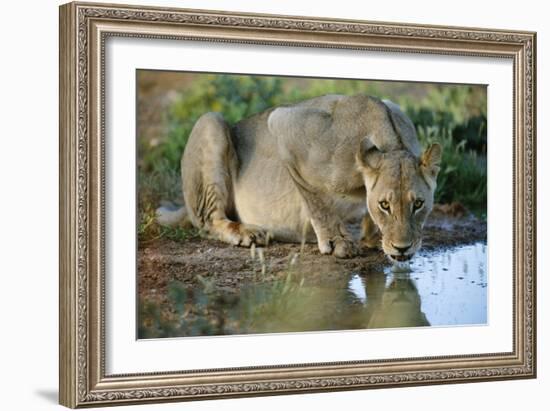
[138,205,486,305]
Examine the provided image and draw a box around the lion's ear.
[420,143,442,188]
[356,136,382,175]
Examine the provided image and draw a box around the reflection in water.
[365,273,430,329]
[348,274,367,303]
[138,243,487,338]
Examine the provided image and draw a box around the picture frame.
[59,1,536,408]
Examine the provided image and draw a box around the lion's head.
[357,141,442,263]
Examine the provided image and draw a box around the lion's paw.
[224,223,268,247]
[318,236,357,259]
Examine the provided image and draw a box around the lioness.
[157,94,441,262]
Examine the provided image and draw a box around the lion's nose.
[391,243,412,254]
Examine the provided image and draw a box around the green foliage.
[416,125,486,212]
[404,86,487,213]
[140,75,283,174]
[138,73,487,229]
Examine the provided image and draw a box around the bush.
[416,125,486,212]
[139,75,283,174]
[405,85,487,213]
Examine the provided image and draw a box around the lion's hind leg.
[181,112,267,247]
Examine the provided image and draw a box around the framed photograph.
[59,1,536,408]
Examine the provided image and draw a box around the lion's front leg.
[270,105,361,258]
[291,182,357,258]
[310,215,358,258]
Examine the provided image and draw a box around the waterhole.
[138,243,487,338]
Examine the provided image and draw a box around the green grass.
[138,73,488,239]
[138,207,199,244]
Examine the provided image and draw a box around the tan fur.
[160,94,441,260]
[356,148,441,261]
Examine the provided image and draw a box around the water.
[138,243,487,338]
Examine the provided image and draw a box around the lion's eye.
[379,200,391,212]
[413,199,425,211]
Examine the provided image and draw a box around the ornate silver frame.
[59,1,536,407]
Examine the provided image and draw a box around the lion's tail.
[155,202,191,227]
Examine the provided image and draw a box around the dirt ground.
[138,203,486,304]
